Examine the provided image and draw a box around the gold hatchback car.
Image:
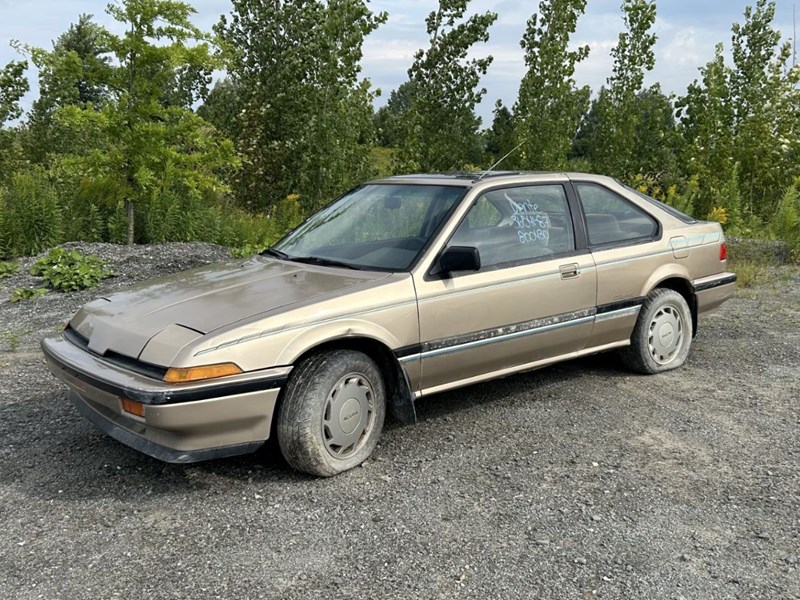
[43,172,736,476]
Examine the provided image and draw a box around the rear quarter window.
[575,183,658,246]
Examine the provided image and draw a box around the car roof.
[372,171,612,187]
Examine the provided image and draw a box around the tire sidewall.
[635,290,692,373]
[278,350,386,476]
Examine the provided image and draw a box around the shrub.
[0,260,19,279]
[10,288,48,302]
[31,248,112,292]
[770,185,800,261]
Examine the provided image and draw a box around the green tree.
[54,0,236,245]
[16,15,111,164]
[585,0,657,177]
[676,45,736,219]
[0,61,29,125]
[677,1,800,223]
[485,100,516,164]
[197,77,243,140]
[218,0,386,210]
[0,60,29,185]
[630,85,682,185]
[396,0,497,172]
[373,81,417,148]
[729,0,800,218]
[514,0,590,170]
[35,14,111,111]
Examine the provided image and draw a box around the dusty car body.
[42,172,736,476]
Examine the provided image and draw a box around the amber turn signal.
[163,362,243,383]
[121,398,145,417]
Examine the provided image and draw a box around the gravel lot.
[1,243,798,599]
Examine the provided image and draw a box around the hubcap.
[648,304,684,365]
[322,374,374,459]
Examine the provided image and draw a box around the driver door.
[412,183,597,395]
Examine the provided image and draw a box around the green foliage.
[0,168,63,258]
[16,14,111,165]
[196,78,243,140]
[45,0,237,246]
[0,260,19,278]
[770,185,800,259]
[219,0,386,211]
[729,0,800,218]
[583,0,657,177]
[374,81,417,149]
[515,0,590,170]
[679,1,799,223]
[370,147,396,178]
[31,248,112,291]
[10,288,49,303]
[0,60,29,125]
[485,101,516,164]
[395,1,497,172]
[676,45,735,218]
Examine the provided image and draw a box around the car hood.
[70,257,390,360]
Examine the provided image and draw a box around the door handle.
[559,263,580,279]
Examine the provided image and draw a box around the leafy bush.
[31,248,112,292]
[0,260,19,278]
[10,288,48,302]
[770,185,800,261]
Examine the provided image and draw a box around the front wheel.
[620,288,693,374]
[277,350,386,477]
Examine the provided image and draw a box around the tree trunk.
[125,199,135,246]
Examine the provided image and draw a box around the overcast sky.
[1,0,797,123]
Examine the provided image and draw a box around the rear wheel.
[620,288,692,374]
[277,350,386,477]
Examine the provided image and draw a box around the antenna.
[478,142,524,181]
[794,3,797,67]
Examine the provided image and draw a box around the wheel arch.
[649,276,698,336]
[285,336,417,425]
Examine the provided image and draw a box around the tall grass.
[0,168,63,258]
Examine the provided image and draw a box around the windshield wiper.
[260,248,290,260]
[289,256,364,270]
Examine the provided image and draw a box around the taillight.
[719,243,727,261]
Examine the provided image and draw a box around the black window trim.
[426,181,585,280]
[569,180,663,250]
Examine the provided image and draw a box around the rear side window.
[575,183,658,246]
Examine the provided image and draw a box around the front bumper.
[42,334,290,463]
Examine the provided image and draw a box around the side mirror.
[436,246,481,275]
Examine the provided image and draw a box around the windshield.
[273,184,465,271]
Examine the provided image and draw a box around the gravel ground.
[1,243,798,599]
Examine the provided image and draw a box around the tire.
[620,288,693,375]
[277,350,386,477]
